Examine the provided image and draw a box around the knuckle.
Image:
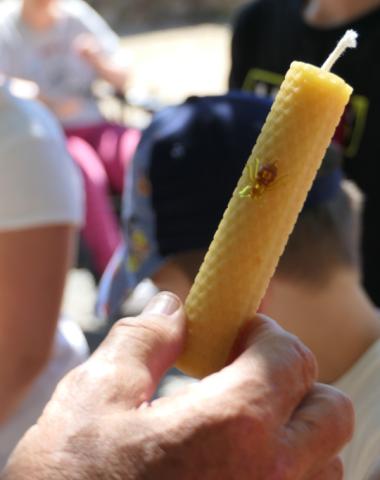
[254,319,317,380]
[47,363,91,404]
[60,363,89,388]
[320,386,355,441]
[257,324,317,386]
[61,357,120,394]
[213,394,273,443]
[281,328,316,368]
[112,315,170,351]
[288,334,318,386]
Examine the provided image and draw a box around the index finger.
[197,314,318,426]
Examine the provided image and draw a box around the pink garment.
[65,122,141,274]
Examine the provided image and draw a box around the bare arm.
[74,34,130,93]
[0,225,76,423]
[88,55,128,93]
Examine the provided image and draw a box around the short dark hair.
[171,181,362,289]
[275,181,362,287]
[171,182,362,287]
[170,249,207,281]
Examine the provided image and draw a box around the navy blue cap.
[97,92,344,319]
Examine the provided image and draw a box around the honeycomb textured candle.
[176,61,353,378]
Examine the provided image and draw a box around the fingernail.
[143,292,181,316]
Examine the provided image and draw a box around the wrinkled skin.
[1,292,354,479]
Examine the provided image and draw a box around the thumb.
[91,292,186,406]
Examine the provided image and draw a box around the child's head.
[275,148,362,290]
[97,92,358,319]
[97,92,271,317]
[156,145,363,297]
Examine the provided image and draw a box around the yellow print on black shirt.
[242,68,369,159]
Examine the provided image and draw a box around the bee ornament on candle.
[239,157,278,199]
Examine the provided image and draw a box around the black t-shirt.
[229,0,380,303]
[229,0,380,197]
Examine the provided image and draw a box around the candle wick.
[321,29,358,72]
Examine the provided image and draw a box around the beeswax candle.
[176,31,357,378]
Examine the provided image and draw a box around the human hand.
[33,92,82,119]
[2,292,353,479]
[47,97,83,119]
[73,33,130,91]
[73,33,104,68]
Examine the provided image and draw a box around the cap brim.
[96,240,164,320]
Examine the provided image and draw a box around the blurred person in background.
[0,0,141,276]
[0,74,88,469]
[229,0,380,309]
[97,93,380,479]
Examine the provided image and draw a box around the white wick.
[321,29,358,72]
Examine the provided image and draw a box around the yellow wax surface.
[176,61,353,379]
